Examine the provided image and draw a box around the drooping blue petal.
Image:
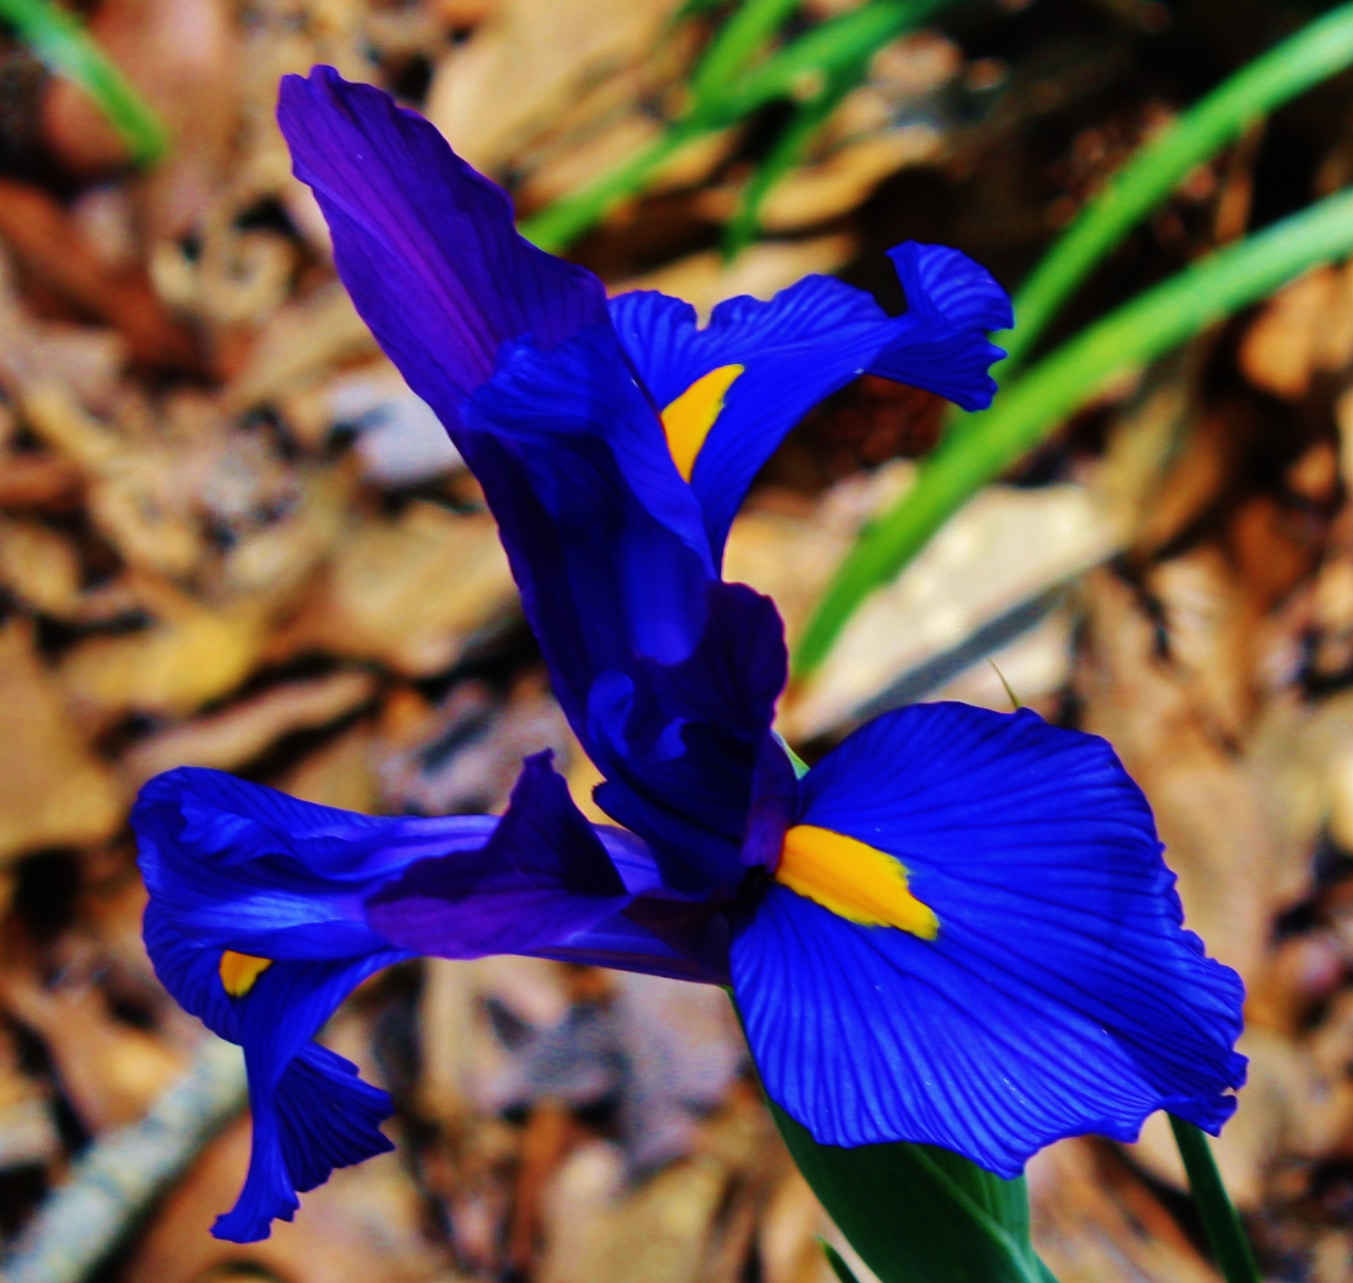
[609,244,1011,558]
[590,581,791,893]
[865,243,1013,410]
[277,66,607,435]
[133,756,703,1241]
[731,703,1246,1176]
[141,904,405,1242]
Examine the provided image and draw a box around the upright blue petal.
[609,244,1010,559]
[460,323,713,731]
[280,67,715,734]
[277,66,607,434]
[731,703,1245,1176]
[590,581,791,894]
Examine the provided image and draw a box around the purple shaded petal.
[732,703,1246,1174]
[533,900,731,985]
[365,751,635,956]
[277,66,606,434]
[135,766,495,961]
[590,581,788,892]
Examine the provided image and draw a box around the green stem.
[1003,0,1353,373]
[0,0,167,165]
[818,1239,866,1283]
[793,184,1353,677]
[1169,1116,1261,1283]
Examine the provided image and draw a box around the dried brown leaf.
[0,621,122,862]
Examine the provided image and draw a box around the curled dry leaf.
[0,965,186,1134]
[426,0,682,175]
[0,179,199,370]
[1240,263,1353,400]
[1075,567,1286,982]
[759,128,944,232]
[776,468,1122,740]
[0,519,83,617]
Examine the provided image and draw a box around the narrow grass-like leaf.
[0,0,167,164]
[1170,1116,1261,1283]
[688,0,802,110]
[819,1239,866,1283]
[794,184,1353,676]
[520,0,945,252]
[721,60,865,258]
[1003,1,1353,372]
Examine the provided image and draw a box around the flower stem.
[1169,1115,1261,1283]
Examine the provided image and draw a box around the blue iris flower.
[132,66,1246,1244]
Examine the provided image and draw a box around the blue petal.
[365,751,637,955]
[142,904,404,1242]
[865,244,1011,413]
[135,767,496,960]
[609,244,1011,558]
[461,323,713,731]
[590,581,790,893]
[137,759,663,1240]
[278,66,607,435]
[731,703,1245,1175]
[884,242,1013,332]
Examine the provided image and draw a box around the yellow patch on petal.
[660,364,745,481]
[775,824,939,938]
[219,950,273,998]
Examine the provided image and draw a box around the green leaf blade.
[0,0,167,165]
[771,1101,1055,1283]
[794,183,1353,677]
[1005,0,1353,371]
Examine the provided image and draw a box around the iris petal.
[277,66,606,434]
[366,751,637,955]
[590,581,790,893]
[134,755,685,1239]
[142,904,404,1242]
[732,702,1245,1174]
[461,323,713,721]
[609,244,1010,560]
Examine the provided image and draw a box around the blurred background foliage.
[4,0,1353,1280]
